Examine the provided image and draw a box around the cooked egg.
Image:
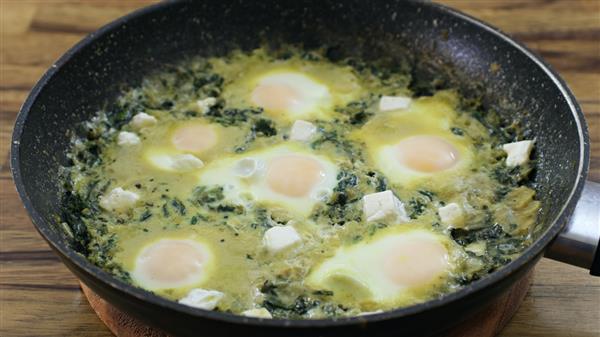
[394,136,460,173]
[197,144,338,216]
[306,227,458,308]
[352,91,473,188]
[171,123,218,153]
[141,120,246,173]
[211,50,363,122]
[373,136,470,189]
[251,71,332,119]
[131,238,214,291]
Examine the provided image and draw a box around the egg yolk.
[395,136,459,173]
[172,124,217,153]
[383,238,448,286]
[266,155,324,198]
[251,83,302,113]
[135,239,208,288]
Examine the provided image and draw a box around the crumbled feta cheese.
[234,158,261,178]
[178,289,224,310]
[290,120,317,141]
[242,308,272,318]
[378,95,412,112]
[362,190,409,223]
[438,202,465,227]
[197,97,217,114]
[502,140,534,167]
[465,242,487,256]
[99,187,140,213]
[171,154,204,171]
[117,131,140,145]
[130,112,157,129]
[263,226,301,253]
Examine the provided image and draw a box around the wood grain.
[0,1,598,337]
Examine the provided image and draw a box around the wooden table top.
[0,1,598,336]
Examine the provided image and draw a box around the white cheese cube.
[290,120,317,141]
[362,190,409,223]
[178,289,224,310]
[465,242,486,256]
[241,308,272,318]
[130,112,157,129]
[502,140,534,167]
[171,154,204,171]
[197,97,217,114]
[117,131,140,146]
[378,95,412,112]
[99,187,140,213]
[263,226,301,253]
[234,158,262,178]
[438,202,465,227]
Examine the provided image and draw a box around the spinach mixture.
[60,47,540,319]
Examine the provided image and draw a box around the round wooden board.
[81,269,533,337]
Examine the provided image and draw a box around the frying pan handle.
[545,180,600,275]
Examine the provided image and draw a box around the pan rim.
[10,0,590,329]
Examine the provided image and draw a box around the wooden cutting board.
[80,269,533,337]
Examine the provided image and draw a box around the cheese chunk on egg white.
[306,227,459,307]
[502,140,534,167]
[197,144,338,216]
[179,288,224,310]
[144,150,204,172]
[289,120,317,142]
[131,238,215,291]
[142,121,244,173]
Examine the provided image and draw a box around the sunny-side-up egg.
[351,91,473,189]
[143,120,245,173]
[306,226,462,309]
[130,237,216,292]
[197,143,339,217]
[210,51,362,122]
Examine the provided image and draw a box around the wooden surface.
[0,1,598,336]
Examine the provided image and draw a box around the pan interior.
[13,0,586,326]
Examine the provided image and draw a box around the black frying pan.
[10,1,600,336]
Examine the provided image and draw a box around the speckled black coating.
[10,1,590,336]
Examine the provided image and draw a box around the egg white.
[374,135,471,187]
[143,148,204,172]
[210,50,363,123]
[351,91,474,188]
[131,238,215,291]
[251,71,333,120]
[197,143,339,217]
[306,226,460,308]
